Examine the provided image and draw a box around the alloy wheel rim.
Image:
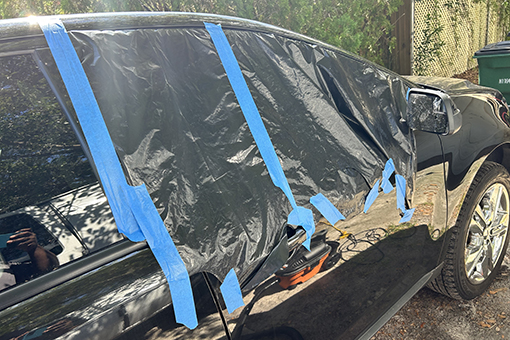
[465,183,509,284]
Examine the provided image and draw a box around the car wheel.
[429,162,510,299]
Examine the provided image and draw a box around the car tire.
[429,162,510,300]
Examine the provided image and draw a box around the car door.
[34,19,447,339]
[0,42,228,340]
[48,20,422,286]
[193,28,448,339]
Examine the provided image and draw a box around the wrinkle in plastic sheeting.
[63,25,415,282]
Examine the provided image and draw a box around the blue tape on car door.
[363,179,380,213]
[220,268,245,313]
[204,22,315,250]
[395,174,407,213]
[381,158,395,194]
[39,19,198,329]
[395,174,415,223]
[364,159,414,223]
[399,207,415,223]
[310,193,345,225]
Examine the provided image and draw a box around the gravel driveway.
[371,235,510,339]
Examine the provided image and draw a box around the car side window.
[0,54,122,292]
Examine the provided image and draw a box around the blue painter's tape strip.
[205,22,315,249]
[364,179,380,213]
[40,20,144,242]
[287,206,315,250]
[220,268,245,314]
[395,174,407,213]
[204,22,296,209]
[381,159,395,194]
[39,19,198,329]
[127,186,197,327]
[310,193,345,225]
[399,208,415,223]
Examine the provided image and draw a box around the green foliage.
[0,0,142,18]
[0,55,96,213]
[0,0,63,18]
[0,0,403,68]
[413,0,509,76]
[143,0,403,67]
[444,0,470,42]
[413,3,446,76]
[488,0,510,35]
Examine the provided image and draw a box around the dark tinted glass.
[0,54,120,292]
[0,55,96,213]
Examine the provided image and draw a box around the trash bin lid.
[475,41,510,57]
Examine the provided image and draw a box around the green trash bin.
[474,41,510,103]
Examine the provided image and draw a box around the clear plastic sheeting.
[65,25,414,282]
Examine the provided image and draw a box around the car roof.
[0,12,368,65]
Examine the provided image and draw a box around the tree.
[139,0,402,67]
[0,55,96,213]
[0,0,403,68]
[0,0,142,18]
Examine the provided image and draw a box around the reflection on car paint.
[0,184,123,293]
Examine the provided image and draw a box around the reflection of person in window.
[6,228,59,283]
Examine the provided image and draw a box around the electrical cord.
[338,228,388,264]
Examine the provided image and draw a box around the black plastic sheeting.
[66,26,415,282]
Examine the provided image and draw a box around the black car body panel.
[60,20,415,282]
[0,12,508,340]
[407,75,510,233]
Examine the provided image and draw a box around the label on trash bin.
[499,78,510,84]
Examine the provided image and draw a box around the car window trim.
[0,49,35,57]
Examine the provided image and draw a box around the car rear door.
[0,36,228,340]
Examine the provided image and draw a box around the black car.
[0,12,509,340]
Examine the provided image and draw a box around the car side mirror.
[407,88,462,135]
